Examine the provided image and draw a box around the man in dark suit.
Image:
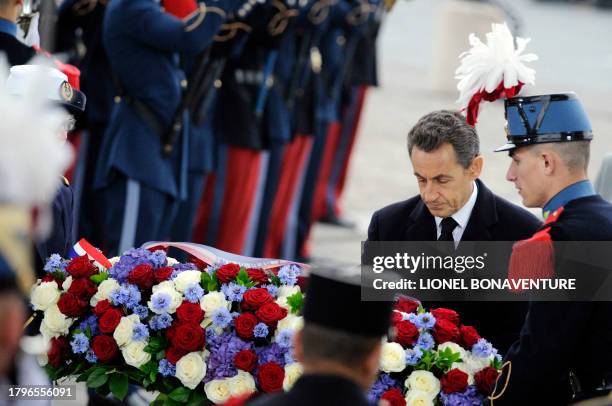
[0,0,35,65]
[368,110,541,354]
[493,93,612,405]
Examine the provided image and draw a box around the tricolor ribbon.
[68,238,112,270]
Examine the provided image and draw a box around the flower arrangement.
[30,245,306,405]
[370,297,502,406]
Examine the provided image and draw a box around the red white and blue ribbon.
[68,238,113,270]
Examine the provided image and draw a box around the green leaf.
[52,271,66,281]
[286,291,304,315]
[491,356,502,370]
[201,271,212,286]
[90,272,109,285]
[187,391,206,406]
[270,274,282,287]
[87,368,109,388]
[109,373,129,401]
[417,305,426,314]
[235,268,253,287]
[149,369,158,383]
[202,271,219,292]
[156,350,165,361]
[168,386,191,403]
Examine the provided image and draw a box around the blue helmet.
[495,92,593,152]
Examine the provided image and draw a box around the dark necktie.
[438,217,458,241]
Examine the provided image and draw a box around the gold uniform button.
[114,96,122,103]
[214,79,222,89]
[180,79,188,89]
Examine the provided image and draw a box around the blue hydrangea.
[44,254,64,273]
[367,373,399,403]
[150,292,171,313]
[253,323,269,338]
[284,351,295,365]
[415,312,436,329]
[132,323,149,342]
[70,333,89,354]
[405,347,423,365]
[124,284,142,309]
[407,313,419,324]
[150,250,167,268]
[439,385,485,405]
[221,282,247,302]
[158,359,176,377]
[263,284,279,297]
[472,338,494,358]
[184,283,205,303]
[417,332,435,350]
[78,315,99,336]
[109,248,157,282]
[149,313,173,330]
[278,265,300,286]
[275,329,294,348]
[109,286,129,307]
[211,307,232,329]
[133,305,149,320]
[85,350,98,364]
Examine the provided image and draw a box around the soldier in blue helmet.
[493,93,612,404]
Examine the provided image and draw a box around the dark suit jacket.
[368,178,542,353]
[0,32,35,66]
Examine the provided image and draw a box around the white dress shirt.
[434,181,478,246]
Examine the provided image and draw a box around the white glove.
[16,12,41,48]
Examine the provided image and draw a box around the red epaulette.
[161,0,198,18]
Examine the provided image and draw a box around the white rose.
[276,296,290,311]
[283,363,303,391]
[204,379,232,404]
[40,305,73,338]
[200,291,229,314]
[380,342,407,373]
[405,390,435,406]
[148,284,182,314]
[108,257,121,266]
[30,281,61,311]
[437,342,467,362]
[176,352,207,390]
[229,371,256,397]
[404,371,440,399]
[122,341,151,368]
[277,285,300,299]
[90,278,120,306]
[173,270,202,293]
[277,314,303,333]
[62,276,73,291]
[166,257,179,266]
[113,315,139,348]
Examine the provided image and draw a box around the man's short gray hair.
[532,141,591,173]
[407,110,480,169]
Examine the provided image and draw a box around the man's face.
[506,146,548,208]
[410,143,481,218]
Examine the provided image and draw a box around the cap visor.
[494,142,517,152]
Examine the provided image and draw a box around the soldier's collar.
[0,17,17,37]
[542,180,595,220]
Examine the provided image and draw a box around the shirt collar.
[0,18,17,38]
[434,181,478,230]
[543,180,595,220]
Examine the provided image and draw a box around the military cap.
[495,92,593,152]
[304,268,393,337]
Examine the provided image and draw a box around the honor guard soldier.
[0,0,35,65]
[229,269,393,406]
[94,0,231,256]
[492,93,612,404]
[6,65,86,277]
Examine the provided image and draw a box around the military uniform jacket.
[95,0,226,197]
[246,374,372,406]
[368,178,542,353]
[497,195,612,405]
[0,25,35,66]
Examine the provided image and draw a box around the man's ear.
[468,155,484,179]
[293,329,304,363]
[540,150,556,175]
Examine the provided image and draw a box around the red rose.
[91,335,118,361]
[216,263,240,284]
[460,325,481,349]
[93,299,112,317]
[68,278,98,300]
[234,349,258,372]
[154,266,174,282]
[475,367,500,395]
[47,337,69,367]
[391,311,403,325]
[433,319,460,344]
[171,323,205,352]
[246,268,268,284]
[380,388,406,406]
[41,274,62,289]
[431,308,460,326]
[176,302,204,324]
[66,255,97,278]
[395,297,419,314]
[98,308,123,334]
[127,264,155,289]
[257,362,285,393]
[255,302,288,326]
[234,313,258,340]
[57,293,87,317]
[165,346,188,365]
[166,320,181,342]
[242,288,274,311]
[394,320,419,347]
[441,368,469,393]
